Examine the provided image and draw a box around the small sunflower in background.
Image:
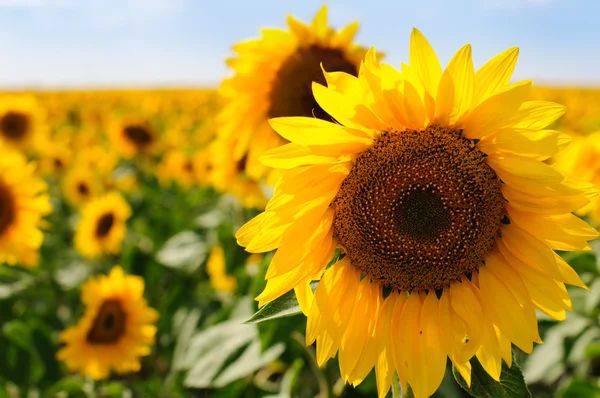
[57,266,158,379]
[206,246,237,293]
[156,149,200,189]
[62,167,104,208]
[38,139,71,177]
[218,5,372,182]
[0,95,46,153]
[237,29,599,398]
[108,116,160,159]
[74,192,131,259]
[556,131,600,224]
[0,146,52,267]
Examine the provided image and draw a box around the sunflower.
[74,192,131,259]
[108,116,159,159]
[156,149,200,189]
[0,146,52,267]
[57,266,158,379]
[236,29,599,398]
[556,131,600,224]
[62,167,104,208]
[218,5,373,182]
[0,95,46,152]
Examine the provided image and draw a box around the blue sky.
[0,0,598,88]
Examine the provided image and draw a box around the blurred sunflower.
[0,146,52,267]
[62,167,104,208]
[108,116,159,159]
[156,149,200,189]
[219,5,372,182]
[237,29,599,398]
[0,95,46,152]
[74,192,131,259]
[556,131,600,224]
[208,138,267,209]
[206,246,237,293]
[57,266,158,379]
[38,140,71,177]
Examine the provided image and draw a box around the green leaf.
[559,378,600,398]
[3,320,33,353]
[245,289,302,324]
[584,341,600,359]
[246,282,318,324]
[453,352,531,398]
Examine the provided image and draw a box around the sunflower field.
[1,5,600,398]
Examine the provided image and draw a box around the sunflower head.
[108,116,159,159]
[74,192,132,259]
[218,5,376,182]
[0,146,51,267]
[237,29,599,398]
[62,167,104,208]
[57,266,158,379]
[0,95,47,152]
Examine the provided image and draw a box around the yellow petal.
[461,80,532,139]
[510,101,566,130]
[260,143,342,169]
[477,129,562,160]
[410,28,442,97]
[436,44,474,125]
[473,47,519,106]
[487,153,563,189]
[478,266,535,353]
[507,206,598,251]
[268,117,372,148]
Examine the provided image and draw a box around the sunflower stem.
[291,331,330,398]
[392,371,401,398]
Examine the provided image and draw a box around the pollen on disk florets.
[331,125,506,291]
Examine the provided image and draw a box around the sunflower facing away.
[75,192,132,259]
[236,29,600,398]
[57,266,158,379]
[218,5,373,182]
[0,146,52,267]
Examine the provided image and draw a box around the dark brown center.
[331,126,506,292]
[183,161,194,173]
[0,112,30,141]
[86,299,126,344]
[95,213,115,238]
[77,183,89,196]
[123,125,153,148]
[0,183,16,236]
[267,45,358,121]
[53,158,65,171]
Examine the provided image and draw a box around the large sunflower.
[0,146,52,267]
[0,95,46,152]
[237,29,599,398]
[74,192,132,259]
[218,5,372,182]
[57,266,158,379]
